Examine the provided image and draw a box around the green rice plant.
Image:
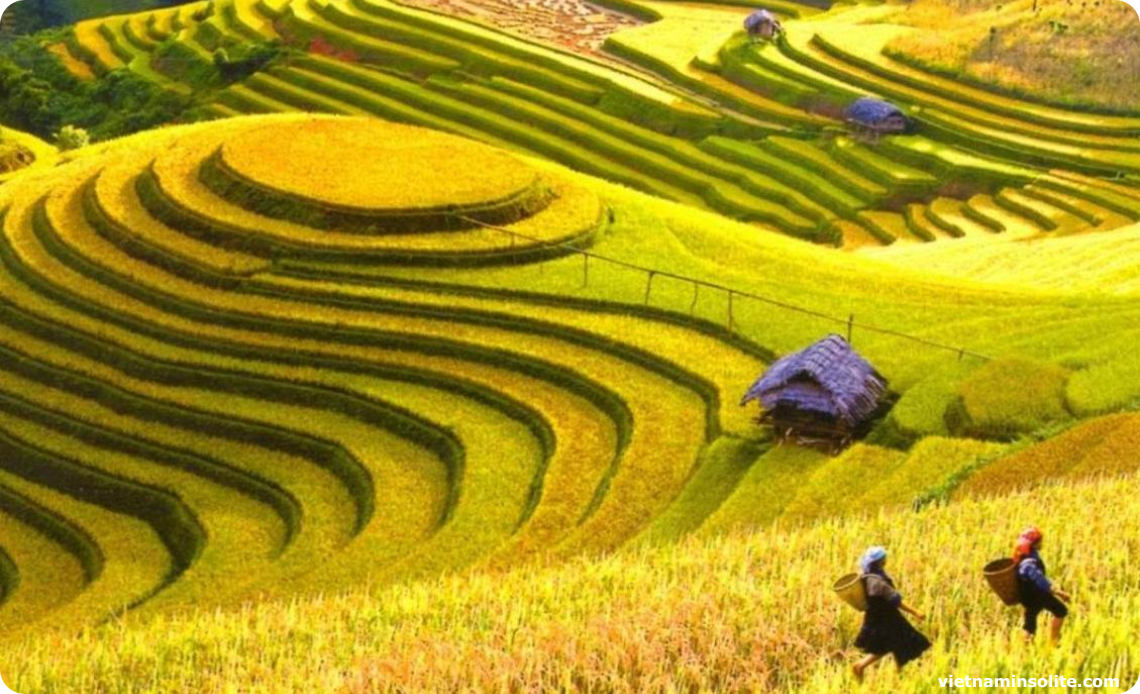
[856,210,907,244]
[214,84,301,114]
[761,136,888,201]
[6,473,1140,692]
[948,357,1071,439]
[347,0,684,107]
[278,0,460,77]
[799,12,1140,135]
[424,78,819,233]
[926,198,994,238]
[857,436,1005,511]
[607,35,826,130]
[303,0,597,99]
[1041,172,1140,220]
[126,117,600,265]
[0,502,88,632]
[1019,185,1120,228]
[778,444,908,525]
[698,137,862,218]
[830,138,939,193]
[275,60,696,204]
[73,20,126,71]
[902,203,939,242]
[633,436,768,545]
[0,407,289,614]
[4,127,752,581]
[123,15,158,51]
[887,362,974,439]
[997,188,1088,233]
[261,61,522,150]
[916,107,1140,176]
[961,194,1042,236]
[0,454,172,636]
[699,445,829,534]
[484,79,815,209]
[242,71,369,115]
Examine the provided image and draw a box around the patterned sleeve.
[865,575,903,607]
[1018,559,1052,593]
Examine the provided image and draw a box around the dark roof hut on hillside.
[744,9,783,40]
[741,335,888,452]
[846,97,909,137]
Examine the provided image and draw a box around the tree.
[54,125,89,150]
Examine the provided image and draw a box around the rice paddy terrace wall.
[51,0,1140,252]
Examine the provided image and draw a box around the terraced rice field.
[7,0,1140,689]
[1,111,1136,643]
[0,114,774,633]
[57,0,1140,258]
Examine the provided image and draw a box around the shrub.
[947,357,1071,439]
[54,124,89,150]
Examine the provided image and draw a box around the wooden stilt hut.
[741,334,888,452]
[744,9,783,41]
[846,97,909,139]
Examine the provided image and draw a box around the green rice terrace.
[0,0,1138,690]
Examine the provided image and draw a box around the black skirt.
[855,602,932,667]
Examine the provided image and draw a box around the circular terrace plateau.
[210,118,551,232]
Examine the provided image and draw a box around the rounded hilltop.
[213,118,551,230]
[38,113,607,267]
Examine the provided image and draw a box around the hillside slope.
[2,113,1140,641]
[4,473,1137,692]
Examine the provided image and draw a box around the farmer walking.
[1013,527,1071,644]
[852,546,931,681]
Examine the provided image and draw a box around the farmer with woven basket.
[851,546,931,681]
[1013,527,1071,644]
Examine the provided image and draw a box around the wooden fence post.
[690,282,700,315]
[847,314,854,343]
[582,253,589,288]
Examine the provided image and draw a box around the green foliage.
[887,362,974,439]
[778,444,907,525]
[53,124,89,150]
[0,0,186,34]
[212,41,286,83]
[0,34,192,141]
[948,357,1072,439]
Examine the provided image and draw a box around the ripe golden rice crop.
[5,474,1138,693]
[218,116,541,213]
[954,413,1132,499]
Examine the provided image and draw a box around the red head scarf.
[1013,526,1043,563]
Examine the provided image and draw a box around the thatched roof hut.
[744,9,782,40]
[846,97,908,136]
[741,334,888,450]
